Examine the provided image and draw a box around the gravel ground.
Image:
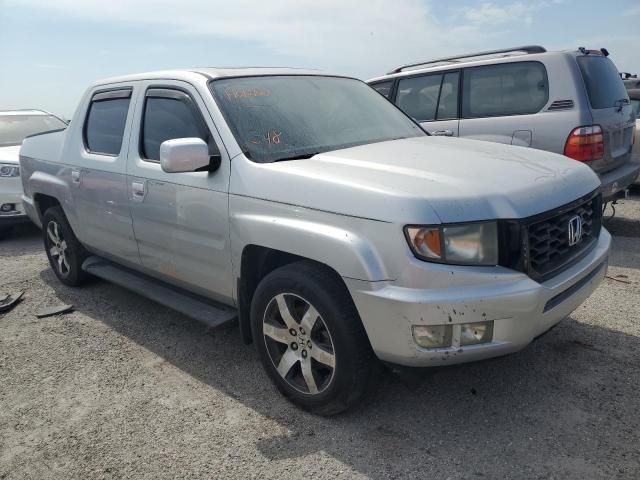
[1,195,640,480]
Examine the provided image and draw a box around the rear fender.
[27,168,79,230]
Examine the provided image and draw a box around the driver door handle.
[131,181,146,202]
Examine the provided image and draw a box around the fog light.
[1,203,15,212]
[412,325,452,348]
[460,321,494,346]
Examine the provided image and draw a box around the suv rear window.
[577,56,629,109]
[462,62,548,118]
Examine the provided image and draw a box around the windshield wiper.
[273,152,321,162]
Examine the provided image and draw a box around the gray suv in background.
[368,46,639,201]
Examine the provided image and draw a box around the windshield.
[0,114,67,147]
[577,56,629,109]
[210,75,425,163]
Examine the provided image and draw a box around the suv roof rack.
[386,45,547,75]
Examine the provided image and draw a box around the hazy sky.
[1,0,639,118]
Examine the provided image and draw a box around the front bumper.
[0,177,29,227]
[345,229,611,367]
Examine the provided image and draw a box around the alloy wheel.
[262,293,336,394]
[47,220,70,277]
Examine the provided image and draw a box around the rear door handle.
[431,130,454,137]
[131,181,146,202]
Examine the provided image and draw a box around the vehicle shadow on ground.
[38,268,640,479]
[0,223,41,256]
[604,215,640,239]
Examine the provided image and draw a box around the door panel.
[126,80,233,304]
[67,86,140,266]
[458,117,518,145]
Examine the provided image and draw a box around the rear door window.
[396,74,442,122]
[84,89,132,155]
[462,62,548,118]
[578,56,630,109]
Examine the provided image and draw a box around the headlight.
[405,222,498,265]
[0,164,20,177]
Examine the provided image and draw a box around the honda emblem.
[567,215,583,246]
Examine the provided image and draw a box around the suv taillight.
[564,125,604,162]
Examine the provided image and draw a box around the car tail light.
[564,125,604,162]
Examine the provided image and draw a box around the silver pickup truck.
[20,68,611,415]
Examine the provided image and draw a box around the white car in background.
[0,110,67,238]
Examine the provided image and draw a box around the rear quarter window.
[577,56,629,109]
[462,61,548,118]
[370,81,393,99]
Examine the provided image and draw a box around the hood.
[0,145,21,164]
[233,136,601,224]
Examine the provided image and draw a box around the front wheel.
[250,261,379,416]
[42,206,89,286]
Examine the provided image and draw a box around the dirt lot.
[1,195,639,480]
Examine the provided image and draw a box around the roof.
[0,109,52,116]
[91,67,339,87]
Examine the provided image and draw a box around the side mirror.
[160,138,211,173]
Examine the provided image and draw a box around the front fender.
[230,195,392,282]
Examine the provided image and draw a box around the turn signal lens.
[405,222,498,265]
[407,227,442,259]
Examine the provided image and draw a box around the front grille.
[499,190,602,282]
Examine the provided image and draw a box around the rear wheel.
[250,261,379,416]
[42,206,89,286]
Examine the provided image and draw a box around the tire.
[250,261,380,416]
[42,206,89,286]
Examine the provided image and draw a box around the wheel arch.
[237,245,357,345]
[33,193,62,221]
[28,171,74,221]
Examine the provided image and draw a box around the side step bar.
[82,256,238,330]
